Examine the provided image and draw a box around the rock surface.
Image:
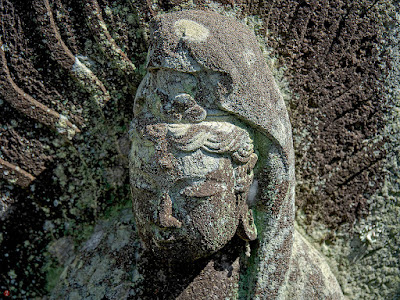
[0,0,398,299]
[50,209,343,299]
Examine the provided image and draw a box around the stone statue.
[130,9,344,300]
[49,9,344,300]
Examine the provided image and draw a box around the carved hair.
[167,122,257,165]
[166,122,258,195]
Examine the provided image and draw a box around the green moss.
[45,265,64,292]
[74,224,95,245]
[42,255,65,293]
[102,195,132,220]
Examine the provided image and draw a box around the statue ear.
[236,199,257,241]
[234,154,258,242]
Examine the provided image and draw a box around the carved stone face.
[128,10,298,298]
[130,12,260,261]
[131,125,237,260]
[130,121,257,261]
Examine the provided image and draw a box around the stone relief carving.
[131,121,258,260]
[129,9,345,299]
[46,9,346,300]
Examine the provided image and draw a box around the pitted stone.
[129,9,344,300]
[128,10,344,299]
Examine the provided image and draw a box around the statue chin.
[136,201,239,262]
[139,229,228,263]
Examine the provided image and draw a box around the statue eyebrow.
[179,179,225,198]
[148,66,200,74]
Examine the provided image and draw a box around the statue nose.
[158,191,182,228]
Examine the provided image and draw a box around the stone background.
[0,0,398,299]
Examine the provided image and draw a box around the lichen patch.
[174,19,209,42]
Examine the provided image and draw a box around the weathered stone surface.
[50,208,140,300]
[239,0,389,229]
[285,230,343,300]
[129,9,343,299]
[0,0,145,297]
[50,209,344,299]
[1,0,398,299]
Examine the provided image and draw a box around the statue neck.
[136,237,245,299]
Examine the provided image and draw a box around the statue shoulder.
[284,229,345,300]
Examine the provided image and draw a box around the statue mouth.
[152,236,176,248]
[151,228,180,246]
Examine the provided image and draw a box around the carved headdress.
[146,10,296,298]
